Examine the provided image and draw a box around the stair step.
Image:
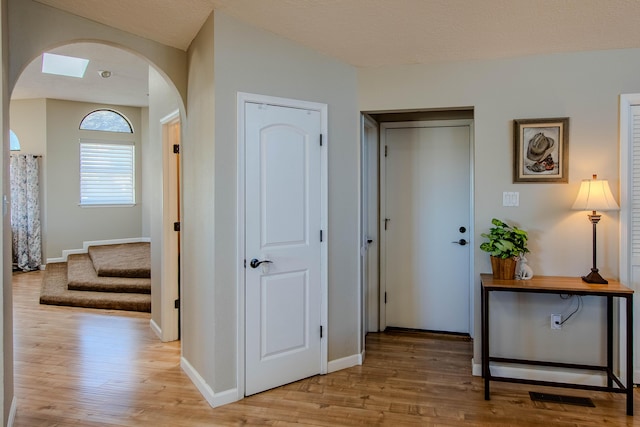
[88,242,151,278]
[67,253,150,294]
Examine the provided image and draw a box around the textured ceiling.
[35,0,640,67]
[18,0,640,107]
[34,0,214,51]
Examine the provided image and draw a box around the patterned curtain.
[10,154,42,271]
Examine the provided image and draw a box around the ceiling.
[13,0,640,107]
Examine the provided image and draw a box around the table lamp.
[572,174,619,284]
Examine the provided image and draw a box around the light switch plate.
[502,191,519,207]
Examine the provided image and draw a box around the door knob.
[452,239,468,246]
[250,258,273,269]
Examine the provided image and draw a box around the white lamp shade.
[572,176,619,211]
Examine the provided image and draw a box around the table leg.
[482,285,490,400]
[607,296,613,388]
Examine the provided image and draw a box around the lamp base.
[581,268,608,284]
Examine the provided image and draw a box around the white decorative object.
[516,254,533,280]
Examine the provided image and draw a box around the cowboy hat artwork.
[513,117,568,183]
[526,132,555,173]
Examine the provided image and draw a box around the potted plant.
[480,218,529,279]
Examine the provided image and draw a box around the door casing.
[159,109,181,342]
[236,92,328,399]
[360,114,380,334]
[618,93,640,383]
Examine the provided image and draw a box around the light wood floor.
[11,271,640,426]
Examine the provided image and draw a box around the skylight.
[42,53,89,78]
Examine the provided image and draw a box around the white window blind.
[80,139,135,206]
[632,105,640,257]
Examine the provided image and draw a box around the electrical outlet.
[551,314,562,330]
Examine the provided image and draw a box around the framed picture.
[513,117,569,183]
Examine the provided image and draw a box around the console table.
[480,274,634,415]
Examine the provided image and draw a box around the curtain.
[10,154,41,271]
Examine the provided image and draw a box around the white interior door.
[382,122,471,333]
[244,101,324,395]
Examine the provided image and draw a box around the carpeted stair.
[40,242,151,312]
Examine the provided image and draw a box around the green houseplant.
[480,218,529,279]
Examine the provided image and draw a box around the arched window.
[79,109,133,133]
[10,130,20,151]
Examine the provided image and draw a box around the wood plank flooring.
[12,271,640,426]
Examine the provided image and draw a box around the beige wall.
[359,48,640,369]
[9,99,46,154]
[45,99,142,258]
[9,99,47,264]
[215,11,358,389]
[1,0,10,422]
[183,10,216,391]
[181,10,360,398]
[147,67,182,337]
[8,0,187,107]
[3,1,188,422]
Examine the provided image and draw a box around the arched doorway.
[8,41,185,421]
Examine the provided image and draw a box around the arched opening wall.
[3,0,189,423]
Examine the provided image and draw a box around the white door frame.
[236,92,328,399]
[618,93,640,383]
[379,119,475,334]
[360,114,379,335]
[159,109,181,342]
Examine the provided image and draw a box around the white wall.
[359,48,640,369]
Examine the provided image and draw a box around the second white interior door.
[383,122,471,333]
[244,101,324,396]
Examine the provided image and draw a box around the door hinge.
[244,259,246,268]
[320,230,323,242]
[385,145,388,157]
[173,144,180,154]
[384,292,387,304]
[174,299,180,309]
[320,134,323,147]
[173,222,180,232]
[320,325,323,338]
[384,218,390,230]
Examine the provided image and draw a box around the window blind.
[631,106,640,257]
[80,140,135,206]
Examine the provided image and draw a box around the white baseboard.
[47,237,151,263]
[211,388,240,407]
[471,360,608,386]
[181,356,240,408]
[328,352,362,373]
[7,396,16,427]
[149,319,162,340]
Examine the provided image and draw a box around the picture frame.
[513,117,569,183]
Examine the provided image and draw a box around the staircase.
[40,242,151,312]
